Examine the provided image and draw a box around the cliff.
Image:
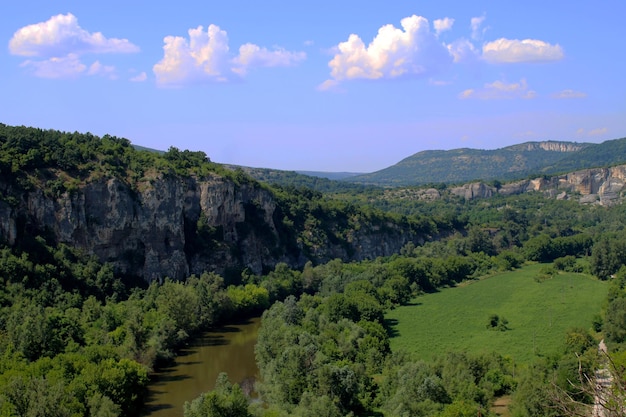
[0,172,428,282]
[448,165,626,205]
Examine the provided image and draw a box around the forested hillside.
[234,138,626,192]
[2,124,626,416]
[345,141,588,186]
[0,123,445,282]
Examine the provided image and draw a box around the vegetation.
[3,124,626,416]
[386,264,607,363]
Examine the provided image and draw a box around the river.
[141,316,261,417]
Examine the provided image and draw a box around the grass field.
[386,263,608,363]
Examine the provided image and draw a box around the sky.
[2,1,626,172]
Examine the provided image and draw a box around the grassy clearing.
[386,263,608,363]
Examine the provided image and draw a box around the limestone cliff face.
[0,173,423,282]
[449,165,626,205]
[518,141,587,152]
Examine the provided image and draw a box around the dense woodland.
[1,125,626,416]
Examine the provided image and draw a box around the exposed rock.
[0,173,425,282]
[518,141,587,152]
[450,182,495,200]
[448,165,626,206]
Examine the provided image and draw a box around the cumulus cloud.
[9,13,138,57]
[482,38,564,63]
[9,13,138,80]
[233,44,305,75]
[447,38,478,63]
[433,17,454,35]
[459,78,536,100]
[153,25,232,85]
[153,24,306,86]
[321,15,453,88]
[87,61,117,79]
[551,89,587,99]
[470,15,487,40]
[20,54,86,78]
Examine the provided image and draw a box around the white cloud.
[470,15,487,40]
[153,25,232,86]
[551,89,587,99]
[433,17,454,35]
[446,38,478,63]
[321,15,453,88]
[459,78,537,100]
[20,54,86,78]
[233,44,305,75]
[130,72,147,82]
[9,13,139,57]
[153,24,306,87]
[87,61,117,79]
[482,38,564,63]
[9,13,138,80]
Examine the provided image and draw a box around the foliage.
[386,264,608,363]
[4,123,626,417]
[345,141,596,187]
[183,373,251,417]
[486,313,509,331]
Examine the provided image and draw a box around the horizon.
[3,1,625,172]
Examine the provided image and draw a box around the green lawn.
[386,264,608,363]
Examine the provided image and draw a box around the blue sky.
[2,1,625,172]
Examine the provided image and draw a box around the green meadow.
[386,263,608,363]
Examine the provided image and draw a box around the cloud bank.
[9,13,138,79]
[153,24,305,86]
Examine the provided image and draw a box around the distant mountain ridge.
[344,139,626,187]
[228,138,626,190]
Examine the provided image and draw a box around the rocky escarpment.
[513,141,588,153]
[448,165,626,205]
[0,173,426,282]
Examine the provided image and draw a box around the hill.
[347,141,593,186]
[0,123,440,283]
[222,164,376,193]
[295,170,363,180]
[212,137,626,192]
[540,136,626,175]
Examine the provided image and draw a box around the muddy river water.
[142,317,261,417]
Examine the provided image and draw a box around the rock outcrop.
[0,173,425,282]
[448,165,626,205]
[517,141,587,152]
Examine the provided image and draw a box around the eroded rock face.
[449,183,494,200]
[0,173,422,282]
[448,165,626,205]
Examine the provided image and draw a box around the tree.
[183,373,251,417]
[486,314,509,332]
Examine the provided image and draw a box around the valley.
[1,124,626,417]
